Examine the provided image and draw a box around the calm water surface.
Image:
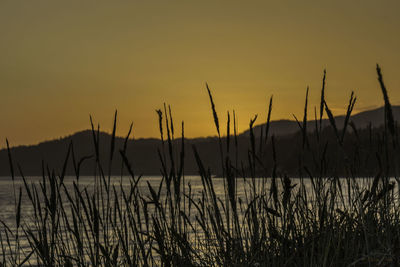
[0,175,392,265]
[0,175,382,227]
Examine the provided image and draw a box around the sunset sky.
[1,0,400,146]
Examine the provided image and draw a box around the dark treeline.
[0,119,398,178]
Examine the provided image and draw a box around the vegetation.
[1,65,400,266]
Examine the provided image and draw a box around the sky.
[1,0,400,146]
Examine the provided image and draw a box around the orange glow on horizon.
[1,0,400,146]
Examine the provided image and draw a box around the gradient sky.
[1,0,400,146]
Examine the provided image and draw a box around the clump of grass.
[1,65,400,266]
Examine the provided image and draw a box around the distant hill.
[0,130,225,176]
[242,106,400,137]
[0,105,397,177]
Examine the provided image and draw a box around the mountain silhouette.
[0,105,398,177]
[242,105,400,137]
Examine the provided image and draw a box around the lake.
[0,175,395,265]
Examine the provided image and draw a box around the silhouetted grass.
[1,66,400,266]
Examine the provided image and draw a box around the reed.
[1,66,400,266]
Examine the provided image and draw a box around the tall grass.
[1,66,400,266]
